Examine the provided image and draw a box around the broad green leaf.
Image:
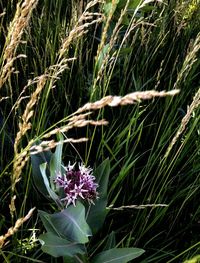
[39,163,62,208]
[91,248,145,263]
[38,210,61,237]
[50,133,64,190]
[86,158,110,234]
[39,232,85,258]
[30,146,52,196]
[39,202,92,244]
[94,158,110,200]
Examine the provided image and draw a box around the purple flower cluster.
[54,162,98,207]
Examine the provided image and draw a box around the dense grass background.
[0,0,200,262]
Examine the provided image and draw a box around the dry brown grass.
[0,0,38,91]
[11,0,105,209]
[12,75,47,196]
[14,75,47,155]
[10,0,179,223]
[108,203,168,210]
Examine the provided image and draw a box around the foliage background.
[0,0,200,262]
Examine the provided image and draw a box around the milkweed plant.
[31,134,145,262]
[54,162,98,207]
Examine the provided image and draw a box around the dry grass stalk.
[58,0,104,59]
[165,87,200,158]
[14,75,47,155]
[92,0,131,92]
[95,0,118,61]
[108,203,168,210]
[0,96,9,102]
[12,154,30,194]
[42,119,108,139]
[12,75,47,195]
[98,0,161,89]
[36,89,179,154]
[0,0,38,90]
[0,11,6,18]
[68,112,93,122]
[48,58,76,81]
[174,32,200,89]
[0,207,35,249]
[75,89,180,114]
[30,138,88,155]
[9,195,17,218]
[86,0,104,10]
[35,1,104,104]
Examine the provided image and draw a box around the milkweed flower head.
[54,162,98,207]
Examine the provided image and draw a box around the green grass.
[0,0,200,262]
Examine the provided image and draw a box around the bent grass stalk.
[0,207,35,249]
[173,33,200,90]
[15,90,180,158]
